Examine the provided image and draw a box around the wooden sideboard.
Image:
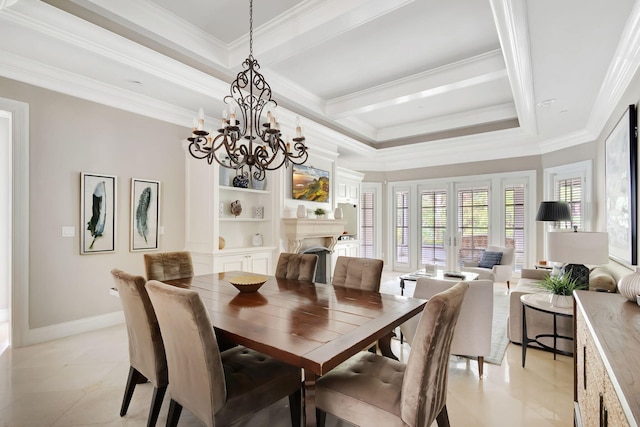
[574,291,640,427]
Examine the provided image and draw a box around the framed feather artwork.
[80,172,117,254]
[130,178,160,251]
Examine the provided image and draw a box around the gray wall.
[1,77,187,329]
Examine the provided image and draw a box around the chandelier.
[187,0,309,181]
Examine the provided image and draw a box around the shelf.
[220,217,270,222]
[215,246,277,255]
[219,186,270,195]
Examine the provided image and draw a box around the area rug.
[486,286,510,365]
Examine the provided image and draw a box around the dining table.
[163,271,427,427]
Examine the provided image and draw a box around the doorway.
[0,110,10,353]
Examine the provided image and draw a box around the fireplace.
[282,218,347,284]
[300,247,331,283]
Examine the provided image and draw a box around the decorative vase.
[549,294,573,308]
[252,176,266,191]
[252,233,263,247]
[334,207,343,219]
[296,205,307,218]
[219,236,226,249]
[232,171,249,188]
[618,267,640,301]
[253,206,264,219]
[219,156,231,186]
[230,200,242,217]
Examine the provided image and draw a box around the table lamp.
[546,230,609,286]
[535,201,572,222]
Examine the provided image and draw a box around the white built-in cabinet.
[184,147,279,276]
[332,167,364,272]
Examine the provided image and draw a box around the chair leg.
[166,399,183,427]
[477,356,484,379]
[288,388,301,427]
[436,404,450,427]
[147,385,167,427]
[120,366,145,416]
[506,280,510,290]
[316,407,327,427]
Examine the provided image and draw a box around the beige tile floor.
[0,275,573,427]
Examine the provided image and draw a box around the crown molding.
[587,0,640,136]
[489,0,537,134]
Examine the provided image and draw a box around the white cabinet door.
[214,251,273,275]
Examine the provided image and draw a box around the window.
[505,184,525,270]
[360,191,375,258]
[556,177,582,230]
[544,160,592,231]
[420,189,447,266]
[395,190,409,263]
[457,187,489,265]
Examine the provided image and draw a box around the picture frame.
[130,178,160,251]
[605,104,638,266]
[80,172,117,254]
[292,164,330,202]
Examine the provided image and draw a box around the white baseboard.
[16,310,124,348]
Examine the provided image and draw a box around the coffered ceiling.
[1,0,639,171]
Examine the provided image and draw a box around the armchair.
[461,245,515,289]
[400,278,493,378]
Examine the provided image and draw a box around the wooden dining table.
[163,271,427,427]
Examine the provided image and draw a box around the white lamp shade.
[547,231,609,265]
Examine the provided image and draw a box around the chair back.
[275,252,318,282]
[111,269,167,387]
[487,245,515,267]
[403,278,493,357]
[331,256,384,291]
[145,280,226,426]
[401,281,468,427]
[144,251,193,281]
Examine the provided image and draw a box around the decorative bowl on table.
[228,275,268,293]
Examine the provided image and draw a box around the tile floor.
[0,274,573,427]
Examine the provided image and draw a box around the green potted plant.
[537,272,587,307]
[314,208,326,219]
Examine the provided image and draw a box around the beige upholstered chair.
[332,256,384,291]
[144,251,193,281]
[145,280,302,427]
[110,269,167,427]
[315,281,469,427]
[400,278,493,378]
[275,252,319,282]
[461,245,515,289]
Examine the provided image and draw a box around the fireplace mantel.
[282,218,347,253]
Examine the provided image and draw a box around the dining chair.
[315,281,469,427]
[331,256,384,291]
[275,252,319,282]
[331,256,386,355]
[145,280,302,427]
[111,269,167,427]
[400,278,493,378]
[144,251,193,281]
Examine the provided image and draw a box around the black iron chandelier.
[187,0,309,181]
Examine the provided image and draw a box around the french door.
[417,182,490,271]
[394,175,531,272]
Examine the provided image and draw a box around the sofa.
[507,266,618,353]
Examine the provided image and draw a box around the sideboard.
[574,290,640,427]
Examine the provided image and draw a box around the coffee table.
[399,269,479,296]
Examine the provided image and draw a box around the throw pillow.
[589,267,617,292]
[478,251,503,269]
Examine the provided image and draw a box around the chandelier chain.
[249,0,253,57]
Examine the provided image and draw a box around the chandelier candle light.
[186,0,309,181]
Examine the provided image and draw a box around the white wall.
[0,77,187,338]
[0,111,9,321]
